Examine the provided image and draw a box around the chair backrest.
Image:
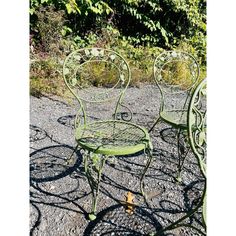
[153,51,200,112]
[63,48,131,126]
[187,78,207,177]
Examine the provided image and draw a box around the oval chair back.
[63,48,131,127]
[150,51,200,131]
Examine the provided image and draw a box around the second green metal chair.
[149,50,200,181]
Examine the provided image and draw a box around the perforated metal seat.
[76,120,151,155]
[160,110,187,129]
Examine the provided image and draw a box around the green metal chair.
[187,78,206,229]
[150,50,200,180]
[154,78,207,236]
[63,48,153,220]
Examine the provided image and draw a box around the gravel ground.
[30,85,205,236]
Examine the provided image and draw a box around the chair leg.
[176,129,192,182]
[140,147,153,202]
[176,130,182,181]
[83,152,107,221]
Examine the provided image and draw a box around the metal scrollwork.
[114,102,133,122]
[82,148,108,220]
[188,79,207,176]
[154,51,200,94]
[156,80,207,236]
[63,48,131,103]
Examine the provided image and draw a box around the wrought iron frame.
[188,78,206,228]
[153,78,207,236]
[63,47,153,220]
[150,50,200,181]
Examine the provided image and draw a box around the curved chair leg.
[83,152,108,221]
[140,147,153,203]
[176,129,190,182]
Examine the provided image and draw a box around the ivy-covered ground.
[30,86,205,236]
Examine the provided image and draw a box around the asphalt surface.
[30,85,204,236]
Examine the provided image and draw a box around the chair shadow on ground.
[83,204,165,236]
[88,150,205,235]
[30,124,62,145]
[104,146,202,189]
[57,112,156,130]
[30,144,89,235]
[30,202,41,236]
[30,144,82,183]
[57,114,77,129]
[160,127,179,146]
[29,123,204,235]
[57,114,101,129]
[30,125,48,143]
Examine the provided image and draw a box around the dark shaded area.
[30,125,48,142]
[30,144,82,183]
[160,127,178,146]
[57,114,100,128]
[83,204,163,236]
[30,144,88,233]
[57,114,76,128]
[30,202,41,236]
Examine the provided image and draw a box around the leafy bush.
[30,5,73,97]
[30,0,206,62]
[29,1,206,96]
[30,55,66,97]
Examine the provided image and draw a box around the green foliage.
[30,56,66,97]
[30,0,113,16]
[30,0,206,59]
[30,0,206,95]
[117,41,163,85]
[31,5,68,55]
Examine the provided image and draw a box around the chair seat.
[75,120,151,156]
[160,110,188,129]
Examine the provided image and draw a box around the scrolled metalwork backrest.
[63,48,131,126]
[153,51,200,111]
[188,79,206,177]
[63,48,130,102]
